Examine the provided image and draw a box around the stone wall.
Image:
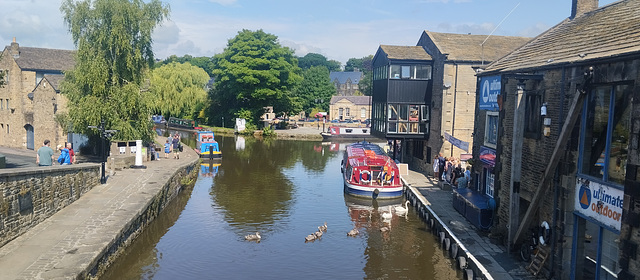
[0,164,100,247]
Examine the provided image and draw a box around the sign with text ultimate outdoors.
[479,76,501,111]
[575,177,623,232]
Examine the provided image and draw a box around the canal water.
[101,135,459,279]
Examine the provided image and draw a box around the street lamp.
[88,119,117,184]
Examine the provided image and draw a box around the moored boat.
[342,141,403,199]
[321,126,372,141]
[194,130,222,159]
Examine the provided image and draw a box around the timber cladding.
[0,164,100,247]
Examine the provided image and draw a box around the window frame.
[484,111,499,148]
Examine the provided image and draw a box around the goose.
[314,230,323,238]
[347,228,359,237]
[305,234,317,242]
[319,222,328,231]
[244,232,261,241]
[381,206,393,220]
[394,201,410,215]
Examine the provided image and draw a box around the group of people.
[432,153,471,189]
[36,139,77,166]
[163,133,181,159]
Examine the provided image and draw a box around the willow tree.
[60,0,169,141]
[150,62,210,120]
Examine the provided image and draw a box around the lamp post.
[88,119,117,184]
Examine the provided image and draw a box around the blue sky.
[0,0,618,65]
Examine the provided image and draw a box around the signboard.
[575,177,623,232]
[479,76,501,111]
[479,146,496,167]
[444,132,469,152]
[235,118,246,132]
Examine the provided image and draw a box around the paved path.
[0,136,199,280]
[401,169,534,280]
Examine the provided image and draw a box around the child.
[164,139,172,159]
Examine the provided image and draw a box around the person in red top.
[66,143,77,164]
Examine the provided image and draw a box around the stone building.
[0,39,74,150]
[471,0,640,279]
[371,31,529,172]
[329,96,371,121]
[329,71,363,96]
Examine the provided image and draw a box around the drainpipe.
[450,62,459,157]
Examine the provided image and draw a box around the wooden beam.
[512,73,590,245]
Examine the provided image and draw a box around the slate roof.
[6,46,75,72]
[378,45,432,61]
[330,95,371,105]
[43,74,65,92]
[330,71,363,84]
[483,0,640,73]
[423,31,531,63]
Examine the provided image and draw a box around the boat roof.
[346,142,396,169]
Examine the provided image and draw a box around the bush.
[262,125,276,137]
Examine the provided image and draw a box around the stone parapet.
[0,164,100,247]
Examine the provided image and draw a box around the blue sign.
[479,146,496,167]
[479,76,501,111]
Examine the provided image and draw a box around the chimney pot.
[571,0,599,19]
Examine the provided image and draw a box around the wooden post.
[507,82,526,251]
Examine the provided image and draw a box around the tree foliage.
[60,0,169,141]
[345,55,373,95]
[150,62,210,120]
[156,54,215,76]
[297,53,341,71]
[293,66,335,115]
[209,29,302,127]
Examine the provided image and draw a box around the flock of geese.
[244,200,412,243]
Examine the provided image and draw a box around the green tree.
[345,55,373,96]
[156,54,215,76]
[293,66,335,115]
[150,62,210,120]
[209,29,302,127]
[60,0,169,141]
[297,53,341,71]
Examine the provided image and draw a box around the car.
[345,119,354,123]
[330,119,340,123]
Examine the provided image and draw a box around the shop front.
[452,145,496,230]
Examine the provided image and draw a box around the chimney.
[10,37,19,58]
[571,0,598,19]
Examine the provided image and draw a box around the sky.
[0,0,619,65]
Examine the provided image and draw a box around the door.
[25,124,34,150]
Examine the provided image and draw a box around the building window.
[338,108,344,119]
[484,169,494,197]
[388,65,432,80]
[415,65,432,80]
[346,108,350,117]
[579,84,631,186]
[524,92,542,139]
[0,99,3,110]
[390,65,401,79]
[385,103,428,135]
[484,112,499,148]
[361,108,366,118]
[401,66,411,79]
[6,99,9,110]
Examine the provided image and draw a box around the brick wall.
[0,164,100,247]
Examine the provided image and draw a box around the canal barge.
[341,141,403,199]
[194,130,222,159]
[321,126,371,141]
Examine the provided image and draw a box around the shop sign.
[444,132,469,152]
[575,177,623,232]
[479,76,501,111]
[479,146,496,167]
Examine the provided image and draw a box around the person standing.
[432,155,439,180]
[172,133,180,159]
[66,143,77,164]
[36,139,55,166]
[164,139,172,159]
[438,153,445,181]
[57,144,71,165]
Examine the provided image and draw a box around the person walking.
[172,133,181,159]
[164,139,172,159]
[66,143,77,164]
[432,155,439,180]
[36,139,55,166]
[438,153,445,181]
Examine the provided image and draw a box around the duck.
[347,228,359,237]
[305,233,317,242]
[381,206,393,220]
[319,222,327,232]
[244,232,261,241]
[394,201,410,215]
[314,230,323,238]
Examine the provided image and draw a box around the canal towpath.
[0,135,199,280]
[401,169,535,279]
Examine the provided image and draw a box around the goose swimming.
[347,228,359,237]
[305,234,317,242]
[244,232,261,241]
[394,201,410,214]
[381,206,393,220]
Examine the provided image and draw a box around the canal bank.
[0,135,199,279]
[401,169,535,279]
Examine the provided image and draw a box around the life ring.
[360,170,371,183]
[539,221,551,246]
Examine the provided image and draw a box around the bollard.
[131,140,147,169]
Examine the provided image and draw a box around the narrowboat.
[321,126,371,141]
[167,117,197,130]
[342,141,403,199]
[194,130,222,159]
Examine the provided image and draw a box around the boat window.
[346,129,352,133]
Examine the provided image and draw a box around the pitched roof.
[424,31,531,62]
[43,74,65,92]
[6,45,75,72]
[379,45,432,61]
[330,71,363,84]
[484,0,640,73]
[330,95,371,105]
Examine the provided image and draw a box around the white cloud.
[207,0,238,6]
